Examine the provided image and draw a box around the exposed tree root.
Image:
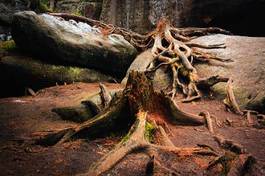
[37,71,227,175]
[244,110,254,125]
[99,82,112,108]
[224,79,243,115]
[207,151,237,175]
[243,110,265,128]
[199,111,214,133]
[49,14,231,102]
[51,85,118,123]
[140,19,231,102]
[34,14,254,175]
[196,75,229,90]
[240,155,256,176]
[214,135,246,154]
[88,108,217,175]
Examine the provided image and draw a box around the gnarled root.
[214,135,246,154]
[196,75,229,90]
[88,110,149,175]
[50,14,231,102]
[142,19,231,102]
[37,71,223,175]
[87,110,217,176]
[36,93,127,146]
[223,79,243,115]
[199,111,214,133]
[51,83,118,123]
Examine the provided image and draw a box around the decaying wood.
[99,82,112,108]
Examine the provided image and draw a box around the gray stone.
[12,11,137,78]
[194,34,265,112]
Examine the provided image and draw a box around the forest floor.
[0,83,265,176]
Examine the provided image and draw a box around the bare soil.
[0,83,264,176]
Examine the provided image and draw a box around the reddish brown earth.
[0,83,264,176]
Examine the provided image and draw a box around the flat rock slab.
[11,11,137,78]
[193,34,265,112]
[123,34,265,112]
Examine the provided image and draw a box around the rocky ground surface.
[0,83,264,175]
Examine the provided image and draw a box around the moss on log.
[0,55,114,97]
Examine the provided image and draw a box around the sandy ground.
[0,82,264,176]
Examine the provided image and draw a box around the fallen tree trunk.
[11,11,137,78]
[0,55,114,97]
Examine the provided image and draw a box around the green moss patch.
[0,40,16,52]
[145,122,155,143]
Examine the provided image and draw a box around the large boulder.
[194,34,265,112]
[123,34,265,112]
[11,11,137,78]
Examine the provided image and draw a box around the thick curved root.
[224,79,243,115]
[164,97,215,133]
[196,75,229,89]
[164,96,205,125]
[88,110,148,175]
[214,135,246,154]
[177,27,231,37]
[34,71,252,175]
[199,111,214,133]
[87,110,217,176]
[37,95,127,146]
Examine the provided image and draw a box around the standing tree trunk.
[49,0,55,11]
